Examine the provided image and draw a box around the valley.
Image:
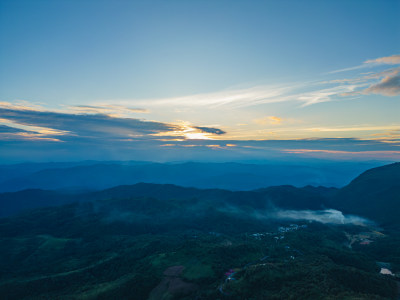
[0,162,399,299]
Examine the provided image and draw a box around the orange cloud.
[254,116,282,125]
[365,54,400,65]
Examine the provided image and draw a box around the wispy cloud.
[330,54,400,74]
[274,209,372,225]
[365,54,400,65]
[124,81,363,109]
[115,54,399,109]
[67,104,149,116]
[337,68,400,97]
[304,125,400,132]
[1,134,399,162]
[130,85,295,109]
[328,64,371,74]
[282,149,400,160]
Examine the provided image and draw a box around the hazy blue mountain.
[0,189,73,218]
[0,161,382,192]
[0,182,334,218]
[1,161,399,225]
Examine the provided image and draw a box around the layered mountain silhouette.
[0,161,380,192]
[0,162,399,226]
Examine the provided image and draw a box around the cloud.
[0,125,62,141]
[337,67,400,97]
[0,106,176,137]
[1,52,400,161]
[163,138,400,156]
[104,54,398,109]
[282,149,400,160]
[298,84,364,106]
[5,106,397,159]
[274,209,373,226]
[1,135,400,163]
[328,65,370,74]
[361,70,400,96]
[218,205,373,226]
[122,85,296,109]
[68,104,149,116]
[125,69,383,109]
[330,54,400,74]
[0,125,31,134]
[254,116,283,125]
[193,126,226,135]
[268,116,282,124]
[365,54,400,65]
[304,125,400,132]
[0,119,68,141]
[0,103,226,142]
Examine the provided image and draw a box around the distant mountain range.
[0,160,382,192]
[1,162,399,226]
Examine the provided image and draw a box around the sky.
[0,0,399,163]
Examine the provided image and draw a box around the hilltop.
[332,162,400,226]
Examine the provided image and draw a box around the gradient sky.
[0,0,399,162]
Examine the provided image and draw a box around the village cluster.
[250,224,308,240]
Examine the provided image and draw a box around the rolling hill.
[332,162,400,225]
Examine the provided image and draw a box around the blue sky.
[0,0,399,162]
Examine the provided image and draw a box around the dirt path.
[0,253,118,284]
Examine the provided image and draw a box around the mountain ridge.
[0,161,381,192]
[0,162,399,226]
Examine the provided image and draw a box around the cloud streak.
[116,54,399,109]
[330,54,400,74]
[67,104,149,116]
[127,82,363,109]
[1,135,400,163]
[365,54,400,65]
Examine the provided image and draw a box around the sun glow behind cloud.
[151,128,214,140]
[184,132,213,140]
